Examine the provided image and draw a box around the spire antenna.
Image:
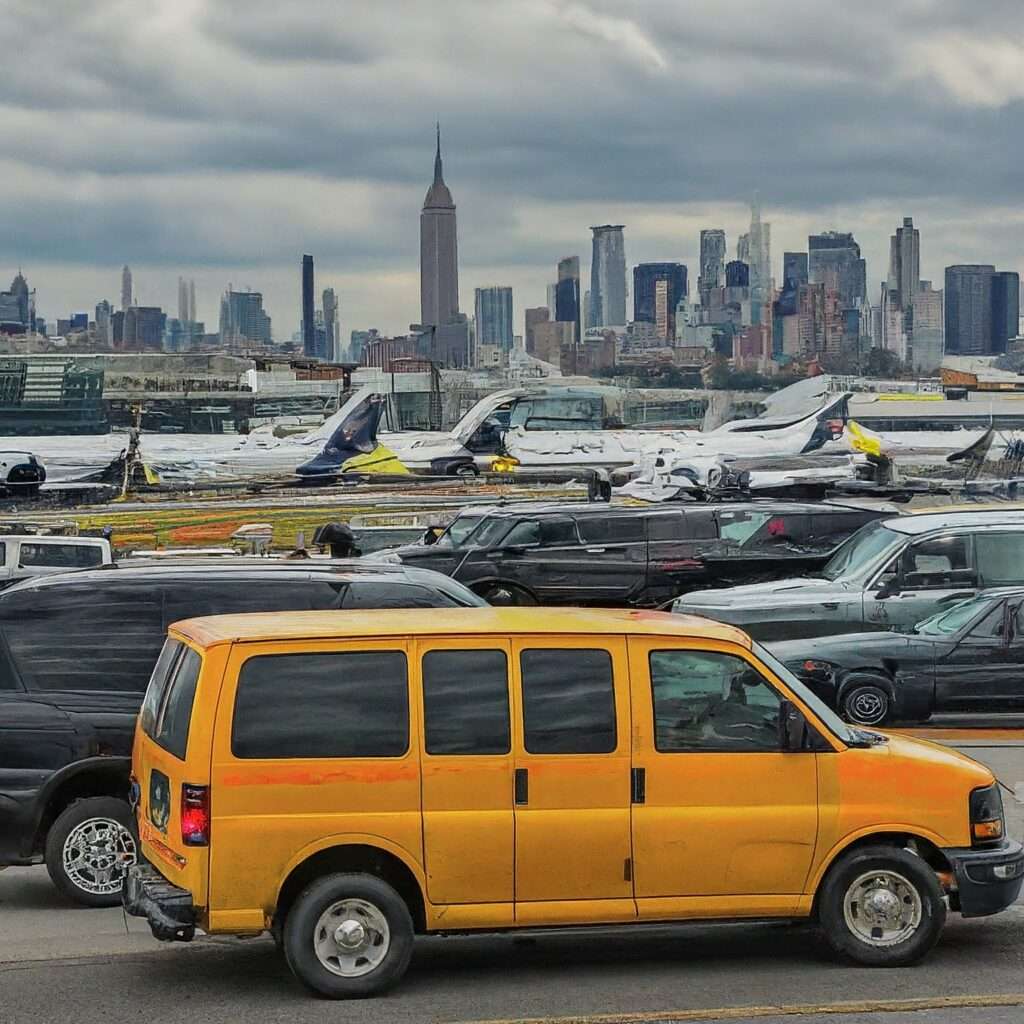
[434,122,443,184]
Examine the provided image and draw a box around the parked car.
[674,508,1024,641]
[377,500,892,607]
[768,587,1024,726]
[126,606,1022,998]
[0,451,46,497]
[0,560,485,907]
[0,534,111,587]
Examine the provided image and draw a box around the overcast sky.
[4,0,1023,340]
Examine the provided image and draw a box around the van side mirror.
[778,699,808,751]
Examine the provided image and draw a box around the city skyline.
[3,2,1023,338]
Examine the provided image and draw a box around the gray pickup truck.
[674,508,1024,641]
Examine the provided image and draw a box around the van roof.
[170,606,752,649]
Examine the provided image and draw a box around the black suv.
[380,500,892,606]
[0,560,484,906]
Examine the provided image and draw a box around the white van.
[0,535,112,587]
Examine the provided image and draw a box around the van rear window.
[145,646,202,761]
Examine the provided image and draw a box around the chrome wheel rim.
[62,817,137,896]
[843,869,923,947]
[848,689,887,725]
[313,898,390,977]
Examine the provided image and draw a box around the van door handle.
[821,602,839,610]
[586,547,606,554]
[514,768,528,806]
[631,767,646,804]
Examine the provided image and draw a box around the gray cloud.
[1,0,1022,335]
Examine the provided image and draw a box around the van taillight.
[181,784,210,847]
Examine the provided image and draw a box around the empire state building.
[420,126,459,328]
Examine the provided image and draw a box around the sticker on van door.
[149,769,171,834]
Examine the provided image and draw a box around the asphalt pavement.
[1,733,1022,1024]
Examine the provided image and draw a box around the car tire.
[283,873,414,999]
[841,680,892,727]
[474,582,538,607]
[818,844,946,967]
[44,796,139,908]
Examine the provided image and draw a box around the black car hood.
[769,632,941,665]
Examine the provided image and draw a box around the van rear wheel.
[283,873,414,998]
[818,845,945,966]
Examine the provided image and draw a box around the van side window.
[150,647,202,761]
[0,584,164,692]
[19,543,104,568]
[649,650,781,753]
[520,649,616,754]
[540,518,578,546]
[232,651,408,759]
[422,649,510,755]
[578,516,645,544]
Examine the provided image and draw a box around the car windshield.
[754,643,854,745]
[466,516,512,549]
[820,521,901,582]
[913,594,995,636]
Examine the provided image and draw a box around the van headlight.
[970,783,1005,846]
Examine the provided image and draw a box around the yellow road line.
[457,993,1024,1024]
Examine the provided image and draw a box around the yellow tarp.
[341,445,410,475]
[847,419,884,457]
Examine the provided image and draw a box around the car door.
[573,514,648,602]
[506,517,585,603]
[863,533,977,633]
[627,638,818,917]
[511,636,634,924]
[415,639,514,920]
[934,599,1019,711]
[646,510,717,599]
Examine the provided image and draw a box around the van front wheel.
[283,873,414,998]
[818,845,946,967]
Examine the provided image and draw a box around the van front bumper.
[123,863,197,941]
[947,839,1024,918]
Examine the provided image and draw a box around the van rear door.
[136,638,213,907]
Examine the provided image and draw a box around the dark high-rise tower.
[301,254,316,357]
[555,256,580,341]
[698,229,726,302]
[420,125,459,329]
[782,252,809,288]
[945,265,994,356]
[808,232,867,306]
[633,263,687,338]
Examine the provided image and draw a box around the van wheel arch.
[275,845,426,935]
[811,832,952,922]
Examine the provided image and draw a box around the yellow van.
[125,608,1023,998]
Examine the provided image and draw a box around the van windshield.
[754,642,854,745]
[820,521,901,581]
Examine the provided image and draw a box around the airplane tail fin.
[295,394,387,477]
[799,392,852,453]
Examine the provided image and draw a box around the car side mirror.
[778,699,809,752]
[875,574,900,598]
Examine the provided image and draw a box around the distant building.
[95,300,112,346]
[809,231,867,307]
[121,265,132,311]
[589,225,627,328]
[220,289,272,345]
[349,329,379,364]
[555,256,581,341]
[474,286,514,352]
[301,255,316,357]
[420,125,460,329]
[782,252,808,288]
[0,272,33,332]
[524,306,550,355]
[434,315,472,368]
[322,288,339,361]
[889,217,920,301]
[698,229,726,303]
[725,261,750,287]
[944,265,1017,356]
[122,306,166,350]
[633,262,687,340]
[738,199,771,323]
[531,320,575,366]
[911,285,944,372]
